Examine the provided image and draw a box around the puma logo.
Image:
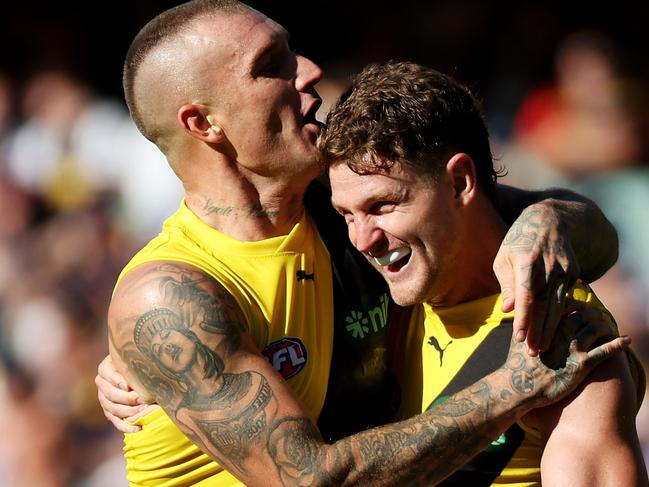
[296,270,315,281]
[428,336,453,366]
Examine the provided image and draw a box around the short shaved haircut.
[123,0,249,143]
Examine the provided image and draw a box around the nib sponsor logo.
[262,337,308,379]
[344,293,389,340]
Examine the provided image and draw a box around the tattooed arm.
[97,186,618,431]
[108,260,629,486]
[108,261,308,479]
[493,184,618,354]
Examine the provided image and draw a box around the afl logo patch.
[262,337,307,379]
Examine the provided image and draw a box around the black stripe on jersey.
[426,318,525,486]
[305,181,402,442]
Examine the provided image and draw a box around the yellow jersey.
[118,183,399,486]
[119,200,333,486]
[394,283,645,486]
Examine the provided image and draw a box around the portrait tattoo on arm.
[110,263,281,476]
[157,263,248,348]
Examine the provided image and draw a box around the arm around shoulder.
[107,260,633,486]
[495,184,618,282]
[494,184,620,353]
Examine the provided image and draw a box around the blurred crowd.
[496,29,649,464]
[0,3,648,485]
[0,69,182,486]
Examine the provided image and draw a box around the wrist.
[492,363,540,419]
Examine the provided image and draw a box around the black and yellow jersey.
[118,182,399,486]
[395,283,645,486]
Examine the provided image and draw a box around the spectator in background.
[0,65,179,486]
[502,28,649,463]
[4,68,182,244]
[511,29,646,180]
[0,187,134,486]
[0,65,180,484]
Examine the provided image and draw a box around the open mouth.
[373,247,411,272]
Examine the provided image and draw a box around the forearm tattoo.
[268,417,327,486]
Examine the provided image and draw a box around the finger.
[99,393,145,420]
[494,258,515,313]
[583,336,631,369]
[512,258,549,355]
[105,411,142,434]
[510,274,534,347]
[126,404,160,422]
[97,385,145,418]
[519,291,543,356]
[524,277,555,355]
[97,355,129,391]
[96,374,143,406]
[501,289,515,313]
[525,264,567,355]
[538,278,568,353]
[512,300,533,351]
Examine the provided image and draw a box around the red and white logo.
[262,337,308,379]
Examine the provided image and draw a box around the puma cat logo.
[296,270,315,281]
[428,336,453,366]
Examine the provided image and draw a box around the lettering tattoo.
[203,198,235,217]
[249,204,279,219]
[202,197,279,219]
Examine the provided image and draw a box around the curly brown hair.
[318,61,498,200]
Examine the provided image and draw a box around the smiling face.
[186,10,325,179]
[329,161,464,306]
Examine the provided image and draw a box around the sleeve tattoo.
[110,263,590,486]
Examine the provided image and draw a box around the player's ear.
[177,103,226,144]
[445,153,477,205]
